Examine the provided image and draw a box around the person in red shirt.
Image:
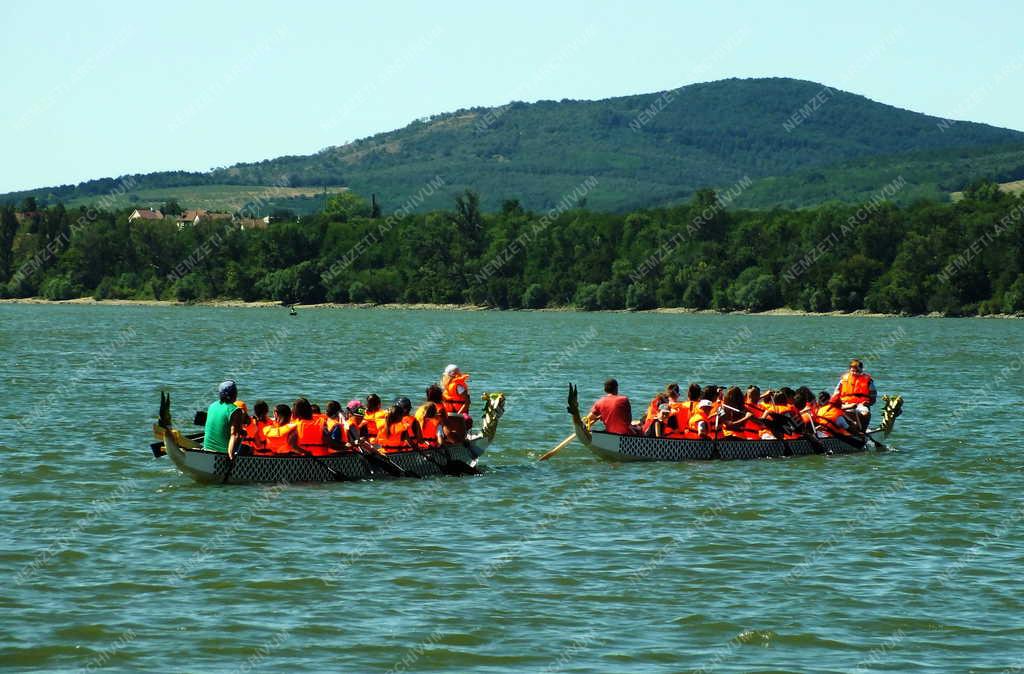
[585,378,635,435]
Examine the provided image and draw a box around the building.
[128,208,164,222]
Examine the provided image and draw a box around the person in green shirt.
[204,380,248,458]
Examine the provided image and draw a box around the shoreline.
[0,296,1019,319]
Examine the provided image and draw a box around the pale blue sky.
[1,0,1022,192]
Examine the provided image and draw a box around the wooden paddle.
[354,439,419,479]
[294,447,352,481]
[150,431,204,458]
[539,433,576,461]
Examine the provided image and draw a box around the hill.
[4,77,1024,212]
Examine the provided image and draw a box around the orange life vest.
[362,409,388,437]
[838,371,873,405]
[420,416,441,446]
[295,418,330,456]
[244,418,272,451]
[815,403,848,437]
[688,405,711,436]
[442,374,470,413]
[342,416,362,443]
[673,402,694,434]
[262,421,297,454]
[376,419,409,452]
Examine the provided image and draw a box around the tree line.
[2,181,1022,316]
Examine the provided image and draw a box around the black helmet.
[394,396,412,413]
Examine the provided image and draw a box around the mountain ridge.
[5,77,1024,212]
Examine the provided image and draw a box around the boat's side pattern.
[592,431,866,462]
[173,445,478,484]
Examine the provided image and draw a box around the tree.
[0,205,17,281]
[324,190,370,219]
[20,196,37,212]
[162,199,183,215]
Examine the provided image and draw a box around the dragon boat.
[151,392,506,484]
[565,384,902,462]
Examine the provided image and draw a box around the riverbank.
[2,296,1020,318]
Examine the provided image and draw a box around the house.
[175,209,233,230]
[128,208,163,222]
[236,217,269,231]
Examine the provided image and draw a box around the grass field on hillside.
[950,179,1024,201]
[63,184,348,213]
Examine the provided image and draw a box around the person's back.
[376,405,410,452]
[362,394,386,438]
[588,379,633,435]
[244,400,272,452]
[204,380,246,455]
[204,400,237,453]
[418,403,443,447]
[263,404,298,455]
[292,397,330,456]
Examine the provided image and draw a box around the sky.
[1,0,1022,193]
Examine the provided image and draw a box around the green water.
[1,304,1022,673]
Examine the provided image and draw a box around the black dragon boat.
[152,392,506,484]
[566,384,902,462]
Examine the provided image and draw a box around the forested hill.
[5,78,1024,212]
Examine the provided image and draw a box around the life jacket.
[342,416,362,443]
[401,414,419,439]
[313,413,327,425]
[688,404,711,437]
[362,409,388,437]
[761,403,801,439]
[244,417,272,451]
[262,421,297,454]
[419,416,441,447]
[295,418,330,456]
[838,371,873,405]
[815,403,849,437]
[673,402,695,434]
[442,374,470,413]
[376,419,409,452]
[642,396,662,434]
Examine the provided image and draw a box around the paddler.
[243,400,272,453]
[831,359,876,431]
[375,405,411,453]
[203,380,248,459]
[362,394,387,439]
[291,397,330,456]
[342,400,365,443]
[394,396,422,443]
[262,404,301,454]
[324,400,344,444]
[584,378,635,435]
[441,364,471,415]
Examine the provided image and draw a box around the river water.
[1,304,1021,673]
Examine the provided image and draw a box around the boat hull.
[587,430,866,462]
[164,436,483,484]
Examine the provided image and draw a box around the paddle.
[294,447,353,482]
[354,439,419,479]
[412,442,480,476]
[539,433,576,461]
[150,431,204,458]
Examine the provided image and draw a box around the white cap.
[444,364,459,376]
[697,399,712,408]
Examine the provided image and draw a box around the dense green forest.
[3,182,1022,317]
[4,77,1024,213]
